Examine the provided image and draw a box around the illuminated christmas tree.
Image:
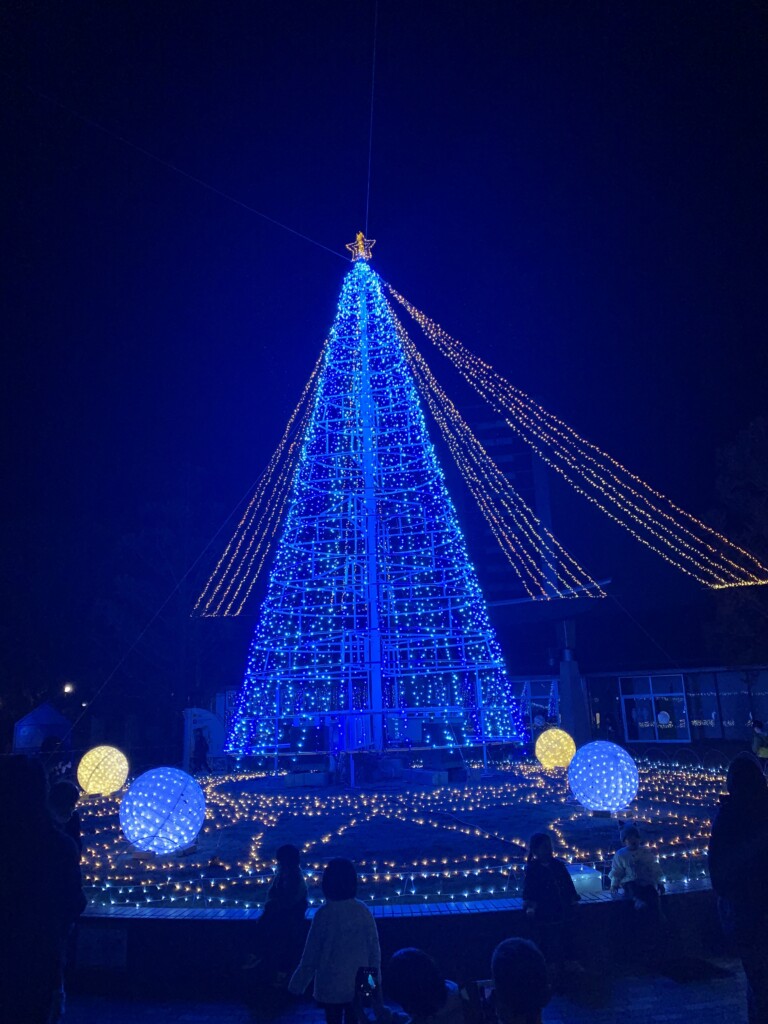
[198,235,768,760]
[218,235,526,757]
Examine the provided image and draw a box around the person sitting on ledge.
[383,947,466,1024]
[609,824,664,912]
[491,938,549,1024]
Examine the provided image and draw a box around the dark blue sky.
[2,2,767,710]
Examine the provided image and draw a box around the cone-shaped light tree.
[226,236,525,758]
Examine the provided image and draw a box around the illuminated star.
[346,231,376,261]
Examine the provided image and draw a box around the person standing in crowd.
[191,728,210,773]
[260,844,309,978]
[384,947,466,1024]
[522,831,581,989]
[491,938,550,1024]
[0,755,86,1024]
[289,857,380,1024]
[709,753,768,1024]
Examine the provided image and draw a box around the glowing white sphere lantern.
[77,745,129,795]
[568,741,639,812]
[535,728,576,770]
[120,768,206,855]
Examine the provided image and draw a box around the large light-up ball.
[77,745,129,795]
[535,728,576,770]
[568,741,639,812]
[120,768,206,855]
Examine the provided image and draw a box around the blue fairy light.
[224,254,526,757]
[568,741,639,812]
[120,768,206,855]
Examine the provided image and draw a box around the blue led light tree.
[225,236,525,758]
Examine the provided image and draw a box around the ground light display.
[81,759,719,911]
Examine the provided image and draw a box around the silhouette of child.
[491,937,550,1024]
[384,947,466,1024]
[289,857,381,1024]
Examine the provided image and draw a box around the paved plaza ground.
[68,957,747,1023]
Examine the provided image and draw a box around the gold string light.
[388,305,604,599]
[387,285,768,590]
[195,343,327,616]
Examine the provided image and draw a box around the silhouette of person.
[191,728,210,773]
[0,755,86,1024]
[709,753,768,1024]
[522,832,581,988]
[385,947,466,1024]
[289,857,380,1024]
[260,844,309,975]
[491,937,550,1024]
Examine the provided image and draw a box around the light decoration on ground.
[535,728,576,770]
[78,760,720,912]
[204,250,525,758]
[568,741,639,812]
[387,286,768,590]
[119,768,206,855]
[77,745,129,796]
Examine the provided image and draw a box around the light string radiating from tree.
[387,285,768,590]
[389,304,604,600]
[194,343,327,617]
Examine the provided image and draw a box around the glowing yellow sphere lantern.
[77,745,130,795]
[535,728,577,770]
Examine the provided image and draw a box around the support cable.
[364,0,379,237]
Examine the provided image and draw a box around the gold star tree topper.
[346,232,376,261]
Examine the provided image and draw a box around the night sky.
[2,2,767,746]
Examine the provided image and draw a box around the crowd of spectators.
[1,747,767,1024]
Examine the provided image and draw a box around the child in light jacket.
[289,857,381,1024]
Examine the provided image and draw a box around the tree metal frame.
[225,254,525,758]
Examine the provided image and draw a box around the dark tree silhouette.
[712,418,768,664]
[89,483,251,765]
